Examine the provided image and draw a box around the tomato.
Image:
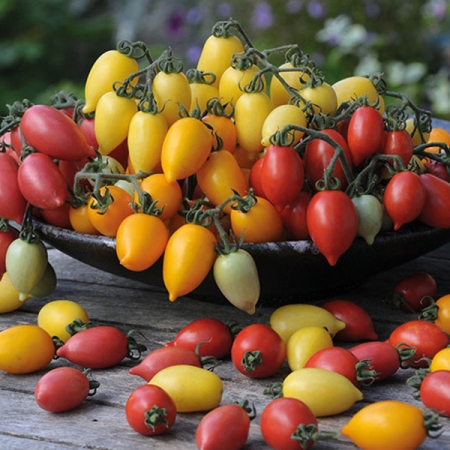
[162,223,217,301]
[28,262,57,298]
[349,341,404,382]
[424,158,450,182]
[234,91,274,154]
[115,213,168,272]
[332,75,379,109]
[306,189,358,266]
[9,126,23,156]
[302,128,353,192]
[321,299,378,341]
[82,49,140,114]
[0,324,54,374]
[260,397,318,450]
[270,303,346,345]
[429,294,450,334]
[0,272,31,313]
[6,236,48,300]
[387,320,450,368]
[195,403,251,450]
[390,272,436,312]
[261,104,306,147]
[0,227,19,275]
[196,149,248,215]
[298,81,338,117]
[0,153,27,223]
[129,346,205,382]
[405,117,430,146]
[161,117,213,182]
[248,156,265,197]
[37,299,90,343]
[419,370,450,417]
[351,194,384,245]
[125,384,176,436]
[56,325,145,369]
[149,364,223,412]
[213,248,260,314]
[20,105,94,160]
[87,185,134,237]
[188,73,220,114]
[94,90,138,155]
[152,70,192,126]
[280,191,311,240]
[196,34,245,88]
[35,367,97,413]
[127,109,168,173]
[417,173,450,228]
[202,112,237,152]
[383,171,426,231]
[287,326,333,371]
[430,347,450,372]
[381,129,414,166]
[281,367,363,417]
[69,204,100,235]
[165,317,232,359]
[18,152,69,210]
[341,401,430,450]
[230,195,283,243]
[346,106,384,166]
[260,144,305,212]
[424,126,450,154]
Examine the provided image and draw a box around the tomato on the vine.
[381,129,414,166]
[390,272,436,312]
[280,191,311,240]
[418,173,450,228]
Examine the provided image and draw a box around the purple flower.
[252,2,274,29]
[167,10,185,38]
[307,0,326,19]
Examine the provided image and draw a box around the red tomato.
[129,346,203,382]
[304,346,375,387]
[165,318,233,359]
[56,326,145,369]
[10,126,23,156]
[383,171,426,230]
[418,173,450,228]
[390,272,436,312]
[79,116,99,149]
[231,323,286,378]
[0,227,19,275]
[347,106,384,165]
[306,190,358,266]
[280,191,311,240]
[58,158,91,191]
[321,299,378,341]
[17,152,69,210]
[34,367,97,413]
[248,156,265,198]
[419,370,450,417]
[303,128,353,191]
[424,159,450,182]
[39,202,72,229]
[260,144,305,212]
[0,152,27,223]
[381,129,414,166]
[260,397,318,450]
[195,403,251,450]
[20,105,95,160]
[349,341,403,382]
[125,384,177,436]
[387,320,450,368]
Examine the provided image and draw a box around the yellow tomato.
[405,117,430,146]
[282,367,363,417]
[430,347,450,372]
[37,299,90,343]
[0,324,55,374]
[189,81,220,114]
[161,117,213,183]
[82,49,139,114]
[332,75,379,109]
[298,81,338,117]
[94,91,138,155]
[149,364,223,412]
[127,110,169,173]
[0,272,31,314]
[261,104,307,147]
[202,113,237,152]
[234,91,274,154]
[270,303,346,344]
[341,401,428,450]
[287,326,334,371]
[116,213,168,272]
[152,71,192,126]
[163,223,217,301]
[196,34,245,88]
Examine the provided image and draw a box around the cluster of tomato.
[2,19,450,311]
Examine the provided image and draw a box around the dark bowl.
[34,219,450,306]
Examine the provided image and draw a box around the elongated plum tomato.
[351,194,384,245]
[341,401,430,450]
[0,324,54,374]
[34,367,95,412]
[0,227,19,275]
[20,105,94,161]
[418,173,450,228]
[0,272,31,314]
[196,403,251,450]
[419,370,450,417]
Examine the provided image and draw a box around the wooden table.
[1,242,450,449]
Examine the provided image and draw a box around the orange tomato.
[425,127,450,154]
[202,113,237,152]
[69,204,101,235]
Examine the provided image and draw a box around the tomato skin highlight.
[34,367,93,413]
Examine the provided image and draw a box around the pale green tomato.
[29,263,57,297]
[352,194,384,245]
